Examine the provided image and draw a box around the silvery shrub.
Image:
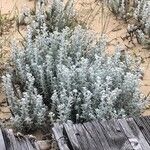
[2,0,146,131]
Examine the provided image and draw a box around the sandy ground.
[0,0,34,14]
[0,0,150,124]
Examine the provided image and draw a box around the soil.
[1,0,34,14]
[0,0,150,135]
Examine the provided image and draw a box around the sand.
[0,0,34,15]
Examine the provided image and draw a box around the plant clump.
[106,0,150,47]
[132,0,150,45]
[3,0,146,132]
[107,0,135,20]
[19,0,78,32]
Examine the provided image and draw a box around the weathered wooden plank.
[14,133,39,150]
[142,116,150,133]
[91,120,112,150]
[53,117,150,150]
[33,141,41,150]
[0,128,40,150]
[109,119,133,150]
[0,128,6,150]
[126,118,150,149]
[138,116,150,144]
[73,124,87,150]
[4,129,19,150]
[134,116,150,145]
[25,137,39,150]
[9,132,22,150]
[145,116,150,122]
[63,121,80,150]
[0,128,37,150]
[100,119,126,150]
[1,128,11,150]
[118,118,150,150]
[83,122,104,149]
[20,136,38,150]
[99,120,117,150]
[18,137,30,150]
[99,119,132,150]
[52,123,70,150]
[26,135,41,150]
[75,123,98,150]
